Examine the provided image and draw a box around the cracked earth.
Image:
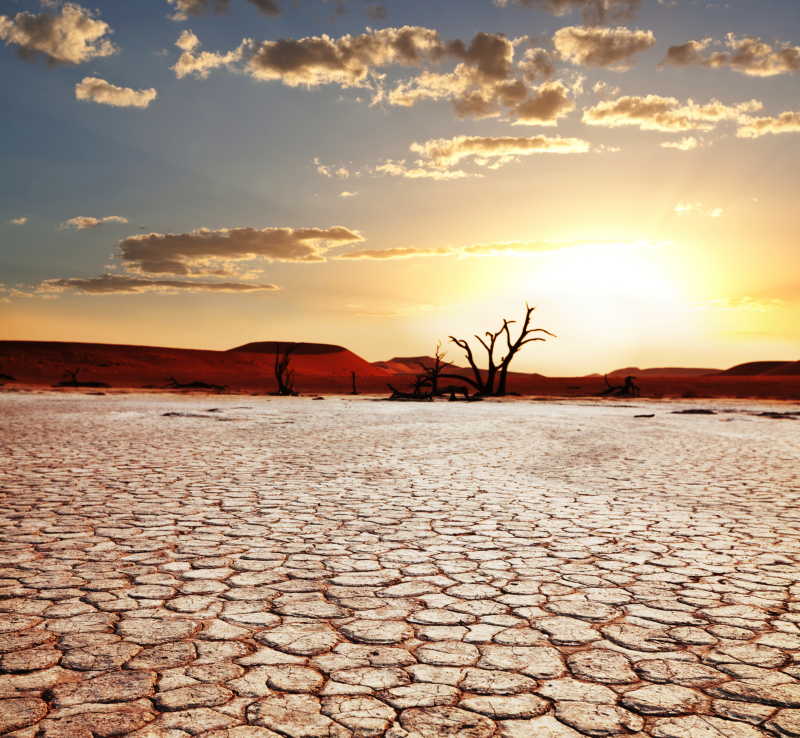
[1,393,799,737]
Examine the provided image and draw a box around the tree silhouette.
[442,303,554,396]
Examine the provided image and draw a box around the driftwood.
[598,375,640,397]
[165,376,226,392]
[387,383,433,401]
[54,369,109,388]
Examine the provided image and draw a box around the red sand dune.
[0,340,390,393]
[1,341,799,399]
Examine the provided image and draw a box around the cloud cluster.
[119,226,364,275]
[172,30,250,79]
[664,34,800,77]
[40,274,279,295]
[253,26,446,87]
[0,3,116,65]
[737,111,800,138]
[166,0,279,21]
[173,27,573,126]
[583,93,762,132]
[495,0,641,25]
[554,25,655,68]
[410,134,591,168]
[60,216,129,230]
[75,77,158,109]
[349,133,591,181]
[173,26,449,85]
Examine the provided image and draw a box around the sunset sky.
[1,0,798,374]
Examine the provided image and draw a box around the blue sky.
[1,0,798,372]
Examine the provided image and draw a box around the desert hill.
[719,360,800,376]
[0,340,389,392]
[373,356,460,374]
[608,367,720,377]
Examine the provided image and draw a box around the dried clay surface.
[1,393,799,737]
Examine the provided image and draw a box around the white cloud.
[373,160,472,180]
[410,134,591,168]
[0,3,116,65]
[496,0,641,25]
[75,77,158,109]
[660,135,701,150]
[663,33,800,77]
[737,111,800,138]
[554,25,655,68]
[60,215,129,230]
[583,93,762,132]
[673,202,723,217]
[166,0,280,22]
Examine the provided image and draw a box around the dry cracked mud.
[0,393,799,737]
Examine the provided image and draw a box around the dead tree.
[350,371,359,395]
[54,368,109,388]
[442,303,554,396]
[414,343,452,397]
[598,375,640,398]
[273,342,299,396]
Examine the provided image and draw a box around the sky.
[0,0,798,374]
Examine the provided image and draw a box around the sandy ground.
[1,394,799,737]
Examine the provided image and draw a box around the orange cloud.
[336,247,452,260]
[39,274,279,295]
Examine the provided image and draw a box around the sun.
[536,242,682,304]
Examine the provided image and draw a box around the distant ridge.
[608,367,720,377]
[230,342,347,355]
[373,356,452,374]
[719,360,800,376]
